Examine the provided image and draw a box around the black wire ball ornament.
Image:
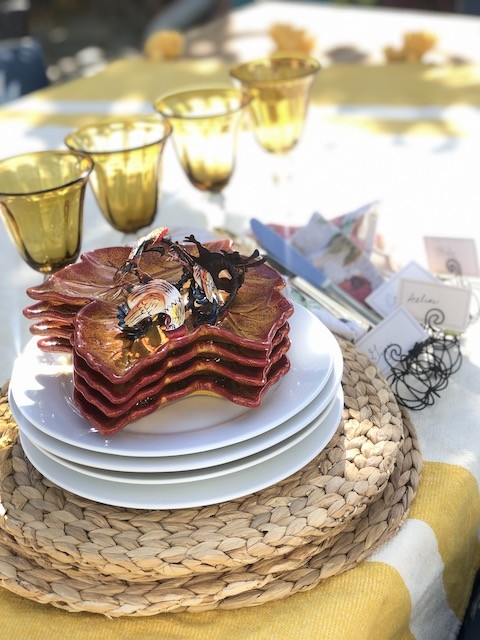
[384,308,462,411]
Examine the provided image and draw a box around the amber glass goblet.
[65,118,172,235]
[0,150,93,275]
[154,88,251,198]
[230,54,320,155]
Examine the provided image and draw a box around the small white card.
[355,307,428,375]
[365,260,438,318]
[397,278,472,333]
[424,236,480,277]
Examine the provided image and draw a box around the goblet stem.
[194,190,227,229]
[207,190,226,213]
[268,153,298,225]
[271,152,294,186]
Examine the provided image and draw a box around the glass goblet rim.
[0,150,93,197]
[65,118,172,156]
[154,86,252,122]
[230,53,321,85]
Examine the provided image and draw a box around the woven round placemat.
[0,340,405,586]
[0,339,421,615]
[0,409,420,616]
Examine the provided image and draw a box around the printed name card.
[397,278,472,333]
[355,307,428,375]
[365,261,438,318]
[424,236,479,277]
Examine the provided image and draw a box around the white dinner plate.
[19,393,344,509]
[11,303,342,457]
[10,341,342,471]
[31,389,343,484]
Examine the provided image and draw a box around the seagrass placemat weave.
[0,340,422,615]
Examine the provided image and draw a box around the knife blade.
[250,218,381,328]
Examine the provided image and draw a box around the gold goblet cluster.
[0,53,320,276]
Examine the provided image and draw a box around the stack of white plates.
[9,303,344,509]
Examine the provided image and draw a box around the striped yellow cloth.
[0,459,478,639]
[1,58,480,135]
[0,57,479,639]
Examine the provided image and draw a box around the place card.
[397,278,472,333]
[365,260,438,318]
[355,307,428,375]
[424,236,479,277]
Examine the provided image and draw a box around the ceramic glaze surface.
[11,303,341,455]
[24,236,295,433]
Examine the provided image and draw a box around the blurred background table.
[0,2,480,639]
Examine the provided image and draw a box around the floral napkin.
[290,204,385,304]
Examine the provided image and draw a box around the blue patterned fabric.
[0,38,48,104]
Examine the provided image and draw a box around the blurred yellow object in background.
[144,30,185,61]
[403,32,438,60]
[385,31,438,63]
[269,23,316,55]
